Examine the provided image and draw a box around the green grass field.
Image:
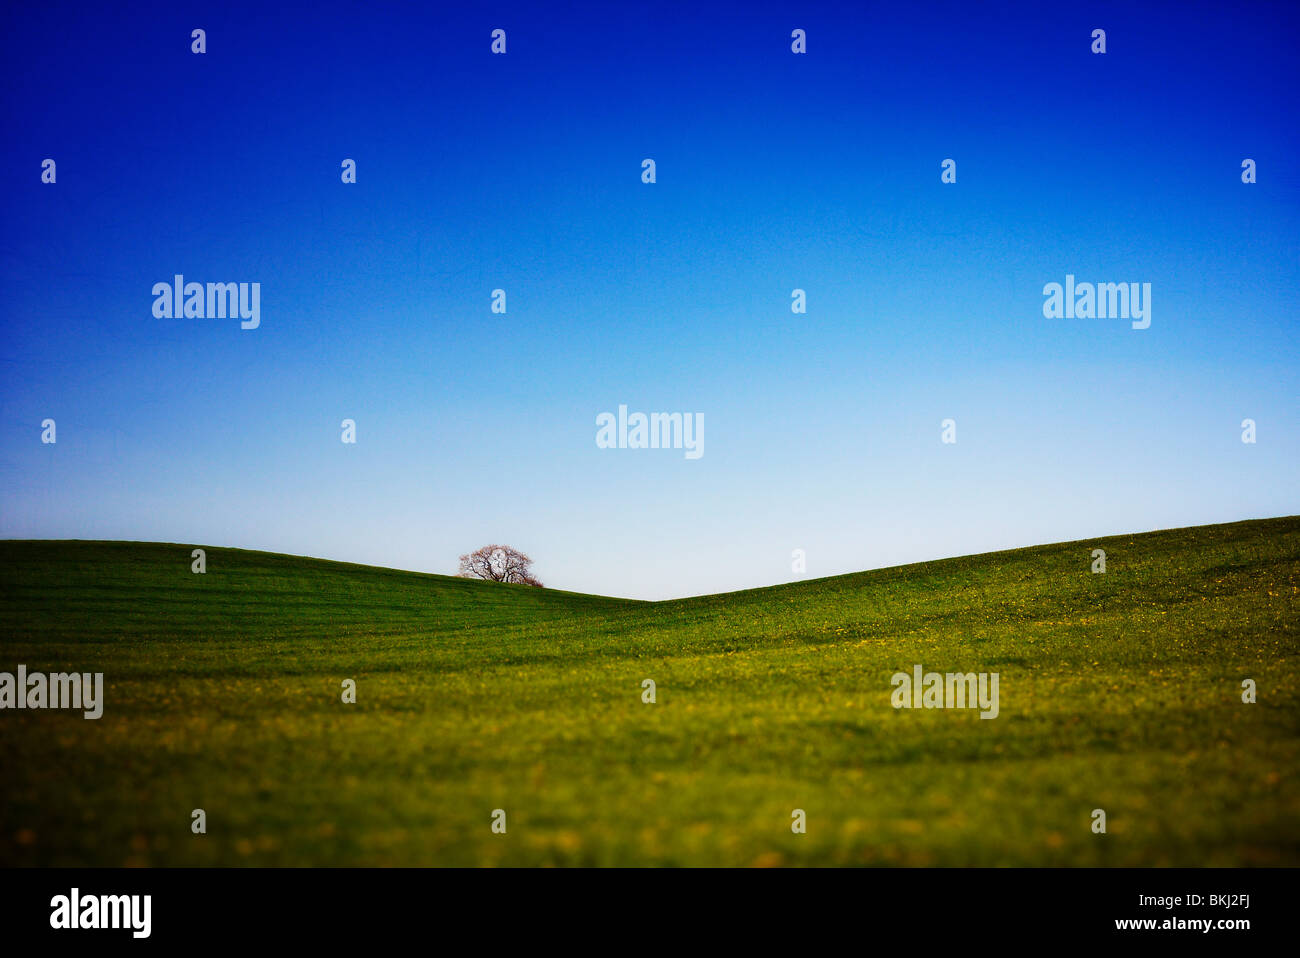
[1,517,1298,866]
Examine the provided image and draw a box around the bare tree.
[457,544,543,587]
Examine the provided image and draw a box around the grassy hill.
[1,517,1298,866]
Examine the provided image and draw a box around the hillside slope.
[1,518,1297,866]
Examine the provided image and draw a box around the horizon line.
[3,513,1295,604]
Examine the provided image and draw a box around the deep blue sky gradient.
[2,1,1297,597]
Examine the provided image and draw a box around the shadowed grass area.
[1,517,1297,866]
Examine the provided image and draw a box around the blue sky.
[2,1,1297,598]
